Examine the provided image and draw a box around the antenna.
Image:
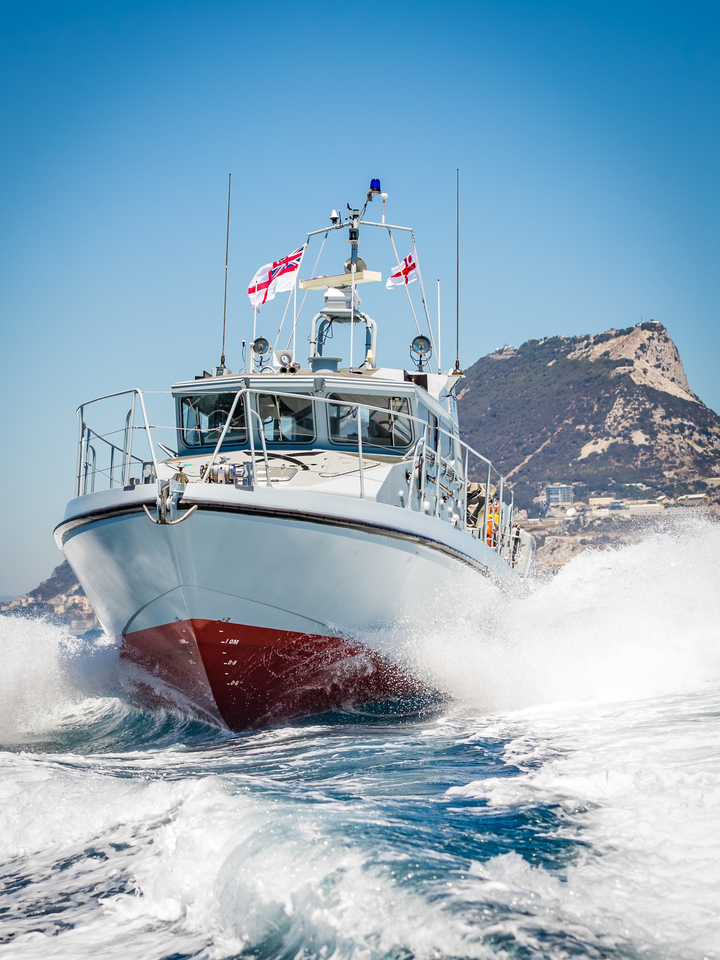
[220,173,232,368]
[453,168,461,374]
[437,279,442,371]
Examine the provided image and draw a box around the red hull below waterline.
[120,618,425,731]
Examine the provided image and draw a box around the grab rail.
[248,407,272,488]
[356,405,365,500]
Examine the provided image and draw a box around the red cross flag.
[386,253,418,290]
[248,244,306,310]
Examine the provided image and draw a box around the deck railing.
[75,387,522,564]
[76,389,159,497]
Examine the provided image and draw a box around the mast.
[437,279,442,371]
[349,206,359,369]
[453,168,461,374]
[220,173,231,368]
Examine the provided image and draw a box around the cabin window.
[439,419,452,459]
[257,393,315,443]
[418,404,439,451]
[328,394,413,448]
[180,394,246,447]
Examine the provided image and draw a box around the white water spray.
[404,516,720,710]
[0,616,122,745]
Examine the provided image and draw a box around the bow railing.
[76,389,159,497]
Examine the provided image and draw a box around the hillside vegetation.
[457,322,720,511]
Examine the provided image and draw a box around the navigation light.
[411,335,432,357]
[252,336,271,356]
[411,335,432,372]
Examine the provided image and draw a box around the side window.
[418,404,439,452]
[439,420,451,459]
[328,395,413,448]
[257,394,314,443]
[180,394,245,448]
[453,431,465,477]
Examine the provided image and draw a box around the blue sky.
[1,0,720,595]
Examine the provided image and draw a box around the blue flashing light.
[370,178,381,192]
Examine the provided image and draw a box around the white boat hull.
[56,484,519,729]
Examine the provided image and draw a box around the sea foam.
[1,517,719,959]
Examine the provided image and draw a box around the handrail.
[224,386,496,474]
[82,444,96,495]
[76,389,158,464]
[76,408,85,498]
[434,441,442,518]
[75,387,164,411]
[80,422,147,459]
[405,435,426,511]
[75,388,159,497]
[125,392,137,486]
[462,446,469,531]
[122,409,132,488]
[356,405,365,499]
[205,389,244,477]
[248,407,272,488]
[76,422,148,494]
[130,390,495,471]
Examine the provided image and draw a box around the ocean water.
[2,517,720,960]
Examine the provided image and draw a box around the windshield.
[179,394,246,448]
[258,393,314,443]
[328,394,413,448]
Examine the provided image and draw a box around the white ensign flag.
[247,244,306,310]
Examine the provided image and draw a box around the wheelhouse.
[171,374,457,460]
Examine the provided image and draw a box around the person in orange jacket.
[486,498,500,547]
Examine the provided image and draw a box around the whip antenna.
[437,279,442,371]
[453,168,462,375]
[220,173,232,368]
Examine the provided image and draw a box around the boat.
[54,181,535,731]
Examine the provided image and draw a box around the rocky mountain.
[456,321,720,512]
[26,559,82,602]
[0,560,100,635]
